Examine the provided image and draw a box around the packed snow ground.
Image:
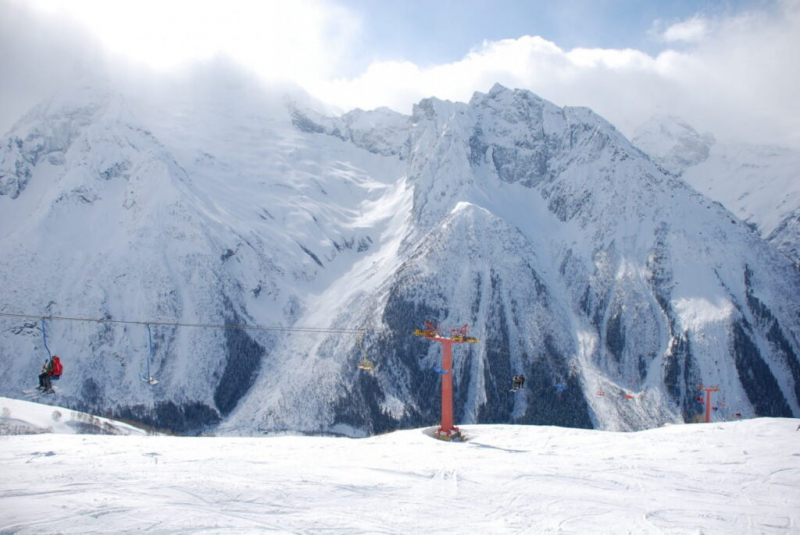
[1,398,799,533]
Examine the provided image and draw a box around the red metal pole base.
[439,340,455,435]
[435,426,461,440]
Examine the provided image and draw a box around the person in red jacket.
[37,356,63,393]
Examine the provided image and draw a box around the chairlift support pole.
[41,318,52,360]
[146,323,153,381]
[699,385,720,423]
[143,323,158,385]
[413,321,478,440]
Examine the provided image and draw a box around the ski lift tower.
[413,320,478,440]
[698,385,720,423]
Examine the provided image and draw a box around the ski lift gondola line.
[0,311,378,335]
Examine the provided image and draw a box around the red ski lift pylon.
[413,320,478,440]
[698,385,720,423]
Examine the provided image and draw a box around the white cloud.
[2,0,799,149]
[0,0,361,133]
[309,2,800,148]
[19,0,359,86]
[0,1,106,133]
[317,36,572,114]
[661,17,709,43]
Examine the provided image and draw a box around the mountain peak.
[471,83,544,107]
[488,82,511,96]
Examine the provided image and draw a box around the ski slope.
[1,398,799,533]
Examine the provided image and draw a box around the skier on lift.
[37,355,63,393]
[512,374,525,392]
[37,357,54,391]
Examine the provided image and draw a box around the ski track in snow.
[1,415,799,534]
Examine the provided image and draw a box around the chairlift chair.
[357,331,375,371]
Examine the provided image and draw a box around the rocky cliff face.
[2,80,799,435]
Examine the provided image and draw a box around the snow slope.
[632,115,800,264]
[1,398,798,534]
[0,395,147,436]
[630,115,716,177]
[682,143,800,264]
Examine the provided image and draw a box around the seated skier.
[37,355,63,393]
[38,357,54,391]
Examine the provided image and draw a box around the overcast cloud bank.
[2,0,798,147]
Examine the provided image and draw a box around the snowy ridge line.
[0,311,381,335]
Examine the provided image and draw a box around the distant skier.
[518,374,525,390]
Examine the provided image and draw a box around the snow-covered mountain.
[1,76,799,435]
[632,115,800,264]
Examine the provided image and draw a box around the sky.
[1,0,799,146]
